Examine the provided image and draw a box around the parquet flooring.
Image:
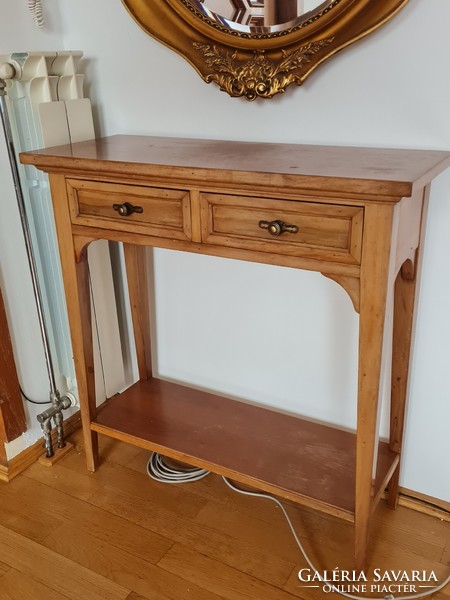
[0,432,448,600]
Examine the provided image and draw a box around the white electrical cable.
[28,0,45,28]
[221,477,450,600]
[147,452,209,483]
[147,452,450,600]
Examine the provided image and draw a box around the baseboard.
[0,411,81,482]
[0,463,9,482]
[397,487,450,523]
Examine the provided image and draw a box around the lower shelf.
[91,378,398,520]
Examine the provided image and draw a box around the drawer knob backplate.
[259,219,299,237]
[113,202,143,217]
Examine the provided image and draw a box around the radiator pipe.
[0,64,72,450]
[41,417,54,458]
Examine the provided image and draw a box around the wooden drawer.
[67,179,192,241]
[200,193,363,264]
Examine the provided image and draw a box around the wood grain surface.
[20,135,450,198]
[20,135,450,569]
[0,288,26,445]
[92,378,398,519]
[0,432,448,600]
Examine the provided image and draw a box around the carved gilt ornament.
[121,0,410,100]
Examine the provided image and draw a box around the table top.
[20,135,450,198]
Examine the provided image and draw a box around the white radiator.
[1,51,126,406]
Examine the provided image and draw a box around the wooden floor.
[0,431,448,600]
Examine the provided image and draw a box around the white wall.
[0,0,448,501]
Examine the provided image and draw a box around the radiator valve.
[37,393,75,457]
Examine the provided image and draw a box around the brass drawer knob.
[259,219,299,236]
[112,202,143,217]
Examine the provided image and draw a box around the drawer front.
[200,193,363,264]
[67,179,191,241]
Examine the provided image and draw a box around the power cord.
[147,452,450,600]
[147,452,209,483]
[20,385,51,405]
[28,0,45,28]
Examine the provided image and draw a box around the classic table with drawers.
[21,135,450,567]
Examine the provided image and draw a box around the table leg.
[387,185,430,508]
[388,257,425,512]
[355,204,396,569]
[74,255,99,471]
[49,175,99,471]
[123,243,153,380]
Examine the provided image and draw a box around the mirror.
[122,0,410,100]
[188,0,334,34]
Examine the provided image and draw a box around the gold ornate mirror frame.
[122,0,409,100]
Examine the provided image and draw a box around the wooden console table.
[21,136,450,568]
